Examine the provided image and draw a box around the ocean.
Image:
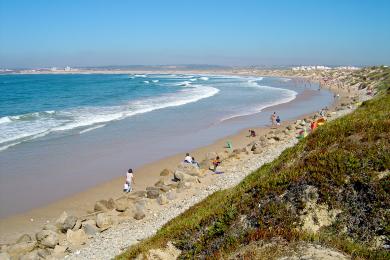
[0,73,332,217]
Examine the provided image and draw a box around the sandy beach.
[0,69,357,248]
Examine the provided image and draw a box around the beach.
[0,68,370,260]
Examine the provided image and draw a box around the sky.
[0,0,389,68]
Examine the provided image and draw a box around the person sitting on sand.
[191,157,200,168]
[212,156,221,172]
[184,153,192,163]
[125,168,135,193]
[276,116,281,126]
[249,129,256,137]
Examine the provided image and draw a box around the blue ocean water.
[0,74,297,151]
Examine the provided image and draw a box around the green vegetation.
[117,69,390,259]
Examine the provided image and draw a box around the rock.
[72,219,82,231]
[177,181,192,190]
[253,150,262,154]
[61,216,77,232]
[286,125,293,130]
[133,210,146,220]
[6,242,36,258]
[176,162,201,176]
[157,194,168,205]
[66,229,87,246]
[94,199,116,212]
[16,234,32,243]
[55,211,68,230]
[19,250,41,260]
[0,252,10,260]
[52,245,67,255]
[159,168,171,176]
[96,212,118,229]
[36,248,50,259]
[166,191,176,200]
[35,230,58,248]
[83,223,99,237]
[154,183,171,192]
[173,171,199,183]
[115,196,129,212]
[42,224,57,232]
[146,189,160,199]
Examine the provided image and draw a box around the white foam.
[134,74,147,78]
[79,124,106,134]
[220,79,297,122]
[0,116,11,124]
[199,76,209,81]
[144,80,150,84]
[152,80,159,83]
[0,84,220,151]
[175,81,192,87]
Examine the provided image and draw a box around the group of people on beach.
[184,152,221,172]
[270,112,281,128]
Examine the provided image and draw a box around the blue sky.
[0,0,389,68]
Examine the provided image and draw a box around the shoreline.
[0,71,350,246]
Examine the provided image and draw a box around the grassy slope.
[118,68,390,259]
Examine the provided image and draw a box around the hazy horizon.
[1,0,390,68]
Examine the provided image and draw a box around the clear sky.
[0,0,389,68]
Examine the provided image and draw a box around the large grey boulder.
[115,196,129,212]
[35,229,58,248]
[55,211,78,232]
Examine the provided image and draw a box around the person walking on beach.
[270,112,277,128]
[125,168,135,193]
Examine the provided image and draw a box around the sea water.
[0,74,332,217]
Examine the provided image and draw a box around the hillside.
[116,67,390,259]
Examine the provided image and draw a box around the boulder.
[66,229,87,246]
[42,224,57,232]
[176,162,201,176]
[166,191,176,201]
[147,189,160,199]
[134,210,145,220]
[16,234,33,243]
[173,171,199,183]
[160,168,171,176]
[94,199,116,212]
[154,177,170,187]
[96,212,118,229]
[115,196,129,212]
[55,211,68,230]
[52,245,68,255]
[61,216,77,232]
[35,230,58,248]
[6,242,36,258]
[72,219,82,231]
[19,250,40,260]
[83,223,99,237]
[157,194,168,205]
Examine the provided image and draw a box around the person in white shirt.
[125,168,135,192]
[184,153,192,163]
